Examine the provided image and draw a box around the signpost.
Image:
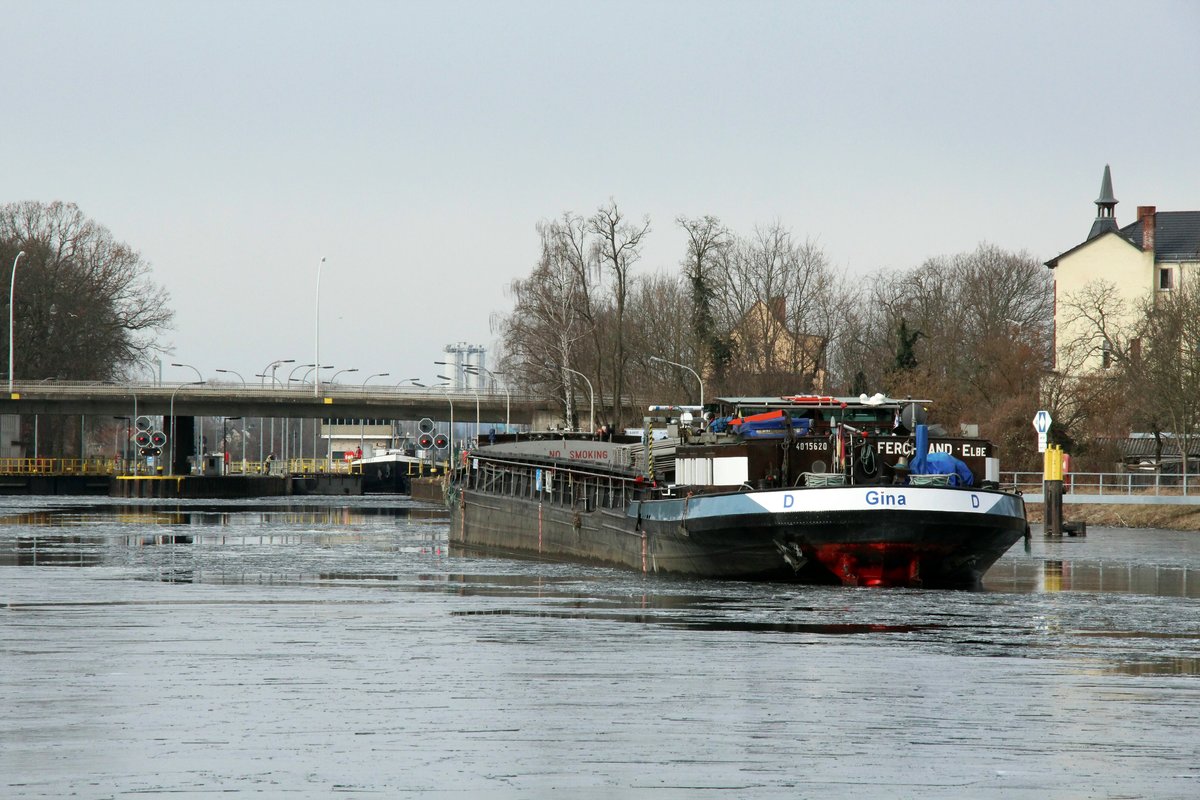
[1032,409,1052,453]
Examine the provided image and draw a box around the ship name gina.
[865,489,907,507]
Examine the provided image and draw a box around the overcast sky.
[7,0,1198,388]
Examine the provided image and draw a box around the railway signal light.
[433,433,448,449]
[418,433,434,449]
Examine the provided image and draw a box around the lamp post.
[433,383,454,463]
[287,362,314,385]
[8,250,25,394]
[171,362,205,454]
[439,373,478,443]
[395,377,420,387]
[168,380,204,476]
[294,364,333,386]
[328,367,358,389]
[465,364,509,432]
[361,372,389,389]
[314,255,326,398]
[649,355,704,411]
[324,368,357,467]
[561,367,594,433]
[260,358,294,387]
[215,368,245,387]
[171,362,204,383]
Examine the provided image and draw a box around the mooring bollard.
[1044,444,1063,536]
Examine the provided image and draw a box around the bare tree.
[625,270,697,406]
[1112,287,1200,480]
[493,220,592,427]
[1,201,174,382]
[589,201,650,427]
[677,215,732,382]
[708,222,842,394]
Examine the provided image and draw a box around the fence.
[1003,471,1200,504]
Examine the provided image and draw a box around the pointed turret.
[1088,164,1119,240]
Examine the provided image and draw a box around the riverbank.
[1026,503,1200,531]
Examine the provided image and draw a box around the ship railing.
[468,454,647,511]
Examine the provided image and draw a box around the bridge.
[2,381,554,426]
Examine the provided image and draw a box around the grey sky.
[7,1,1198,387]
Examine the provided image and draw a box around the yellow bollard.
[1044,444,1064,536]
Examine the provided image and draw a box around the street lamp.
[168,380,204,476]
[439,374,479,443]
[287,363,315,385]
[293,365,333,385]
[258,358,293,466]
[362,372,389,389]
[215,368,246,387]
[171,362,205,454]
[395,377,421,387]
[561,367,594,434]
[8,250,25,394]
[260,358,294,387]
[649,355,704,411]
[171,362,204,383]
[314,255,326,398]
[432,382,454,462]
[434,360,459,387]
[465,364,509,432]
[328,367,358,388]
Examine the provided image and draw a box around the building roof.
[1099,435,1200,461]
[1046,210,1200,268]
[1122,211,1200,262]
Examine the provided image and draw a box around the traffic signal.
[433,433,448,449]
[418,433,434,449]
[150,431,167,447]
[135,432,151,447]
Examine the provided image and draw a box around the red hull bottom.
[813,543,965,588]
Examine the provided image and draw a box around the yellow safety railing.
[0,457,119,475]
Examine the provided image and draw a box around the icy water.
[2,497,1199,799]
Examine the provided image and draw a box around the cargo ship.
[447,395,1029,588]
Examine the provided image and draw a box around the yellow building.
[1046,165,1200,373]
[727,297,827,391]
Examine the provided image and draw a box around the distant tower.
[442,342,486,389]
[1088,164,1120,240]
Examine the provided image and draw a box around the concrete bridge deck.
[2,381,549,424]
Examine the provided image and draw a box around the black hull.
[358,460,414,494]
[448,485,1028,588]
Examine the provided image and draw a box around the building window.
[1159,267,1174,290]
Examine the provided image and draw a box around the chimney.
[1137,205,1156,252]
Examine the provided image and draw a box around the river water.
[2,496,1198,799]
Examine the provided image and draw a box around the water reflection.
[985,558,1200,598]
[5,501,1200,798]
[0,503,448,528]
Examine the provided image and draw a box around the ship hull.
[449,484,1027,588]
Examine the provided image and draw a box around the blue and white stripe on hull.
[744,486,1024,517]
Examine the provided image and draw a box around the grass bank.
[1026,503,1200,531]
